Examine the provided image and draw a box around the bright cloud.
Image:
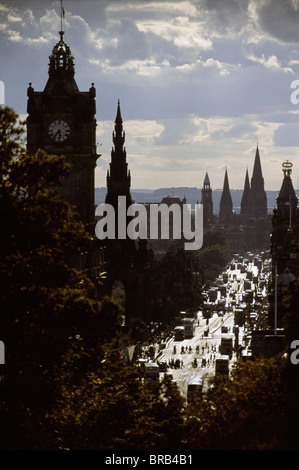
[248,53,293,73]
[1,0,299,191]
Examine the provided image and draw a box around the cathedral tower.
[26,31,99,230]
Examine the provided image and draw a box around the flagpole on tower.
[60,0,65,34]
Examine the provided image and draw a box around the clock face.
[48,119,70,143]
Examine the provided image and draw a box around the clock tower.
[26,30,99,230]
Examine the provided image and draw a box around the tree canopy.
[184,355,288,450]
[50,360,185,450]
[0,106,121,448]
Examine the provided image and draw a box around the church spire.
[106,100,132,207]
[240,168,251,220]
[219,168,233,225]
[116,99,122,123]
[249,145,267,218]
[113,99,125,150]
[251,145,263,188]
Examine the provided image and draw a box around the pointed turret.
[240,168,251,220]
[203,172,210,187]
[276,160,298,221]
[219,168,233,225]
[251,146,263,185]
[116,99,122,119]
[44,31,79,95]
[249,145,267,218]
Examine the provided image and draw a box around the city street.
[155,254,270,399]
[158,310,237,397]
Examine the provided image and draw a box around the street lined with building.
[142,251,273,399]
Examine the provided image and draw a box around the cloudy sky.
[1,0,299,191]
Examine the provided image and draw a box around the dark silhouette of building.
[143,194,187,242]
[240,168,251,223]
[106,100,132,208]
[249,145,267,219]
[240,145,267,223]
[26,27,148,322]
[271,160,298,276]
[269,160,299,329]
[219,168,233,226]
[201,172,214,228]
[26,30,104,286]
[26,31,98,230]
[101,101,148,323]
[216,146,271,253]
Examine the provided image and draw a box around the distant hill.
[95,187,281,214]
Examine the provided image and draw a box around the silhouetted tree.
[184,355,287,449]
[0,106,121,449]
[146,250,202,323]
[50,360,185,450]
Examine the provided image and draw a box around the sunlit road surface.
[157,261,262,398]
[158,311,238,398]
